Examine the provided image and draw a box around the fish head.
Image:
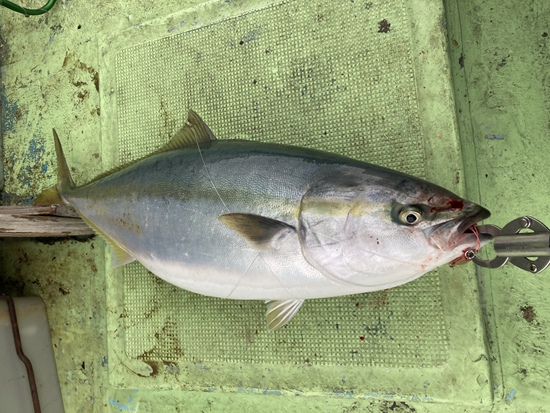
[298,172,491,290]
[386,177,492,255]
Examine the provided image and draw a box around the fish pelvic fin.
[219,213,295,250]
[265,299,304,331]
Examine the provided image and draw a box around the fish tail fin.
[34,185,64,205]
[52,129,75,194]
[34,129,75,205]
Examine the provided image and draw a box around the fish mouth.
[428,205,493,251]
[456,205,491,234]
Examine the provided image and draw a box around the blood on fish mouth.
[427,204,490,252]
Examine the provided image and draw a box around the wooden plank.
[0,205,94,237]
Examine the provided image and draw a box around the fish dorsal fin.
[79,214,135,267]
[153,109,217,153]
[265,299,304,331]
[87,110,217,185]
[219,213,295,250]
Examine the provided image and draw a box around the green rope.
[1,0,57,16]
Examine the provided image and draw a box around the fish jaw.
[426,203,492,255]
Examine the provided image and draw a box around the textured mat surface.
[100,0,490,402]
[122,264,448,368]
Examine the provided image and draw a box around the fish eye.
[399,207,423,225]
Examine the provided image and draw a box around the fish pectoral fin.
[219,213,295,250]
[265,299,304,331]
[80,215,135,268]
[154,109,217,153]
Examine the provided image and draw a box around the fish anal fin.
[80,215,135,268]
[265,299,304,331]
[219,213,295,250]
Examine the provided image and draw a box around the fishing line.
[257,253,297,298]
[227,253,258,298]
[194,133,229,213]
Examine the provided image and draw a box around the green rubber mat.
[100,0,491,405]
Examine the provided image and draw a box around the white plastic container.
[0,296,64,413]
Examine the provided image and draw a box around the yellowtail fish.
[36,110,491,330]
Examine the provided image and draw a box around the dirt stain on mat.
[520,305,536,323]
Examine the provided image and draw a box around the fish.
[36,110,492,330]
